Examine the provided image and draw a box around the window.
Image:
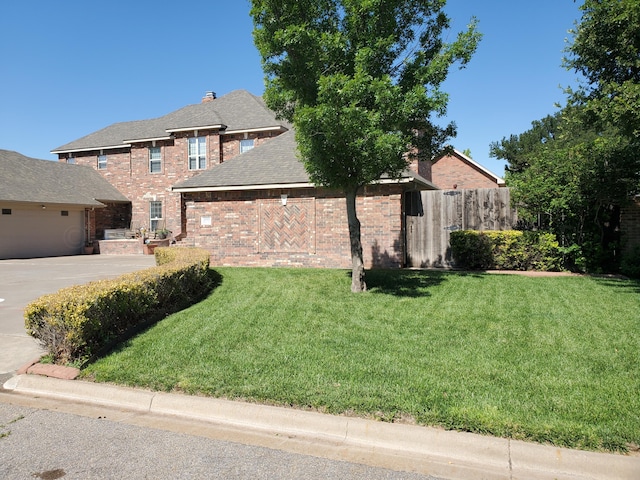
[188,136,206,170]
[61,211,69,216]
[2,208,11,215]
[150,201,162,231]
[67,157,75,164]
[97,155,107,170]
[240,138,254,154]
[149,147,162,173]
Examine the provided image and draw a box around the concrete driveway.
[0,255,156,375]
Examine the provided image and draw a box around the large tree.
[250,0,480,291]
[497,107,636,270]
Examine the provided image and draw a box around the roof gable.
[0,149,129,206]
[435,149,505,186]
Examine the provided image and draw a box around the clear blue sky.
[0,1,582,177]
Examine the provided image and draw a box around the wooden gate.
[405,188,517,268]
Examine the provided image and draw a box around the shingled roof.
[0,150,129,206]
[173,130,436,192]
[51,90,290,154]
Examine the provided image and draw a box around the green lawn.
[82,268,640,452]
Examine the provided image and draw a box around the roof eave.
[51,144,132,155]
[122,136,173,144]
[221,125,289,135]
[166,124,227,134]
[0,199,107,208]
[172,182,314,193]
[374,176,438,191]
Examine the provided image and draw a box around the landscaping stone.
[26,363,80,380]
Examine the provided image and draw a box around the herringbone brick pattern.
[260,199,312,253]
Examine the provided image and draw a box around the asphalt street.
[0,400,439,480]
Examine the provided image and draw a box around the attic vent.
[202,91,217,103]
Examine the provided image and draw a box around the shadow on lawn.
[364,269,481,297]
[590,275,640,295]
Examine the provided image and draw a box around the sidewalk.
[3,374,638,480]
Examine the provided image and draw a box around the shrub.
[450,230,562,271]
[448,230,493,269]
[620,246,640,278]
[24,247,212,365]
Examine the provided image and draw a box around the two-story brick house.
[52,89,509,268]
[52,90,289,241]
[52,90,441,267]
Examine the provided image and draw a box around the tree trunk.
[345,188,367,292]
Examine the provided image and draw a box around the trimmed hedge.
[450,230,562,271]
[25,247,213,365]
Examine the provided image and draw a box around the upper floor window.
[240,138,254,154]
[67,157,75,164]
[149,147,162,173]
[188,136,206,170]
[97,154,107,170]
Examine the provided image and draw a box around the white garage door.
[0,207,84,259]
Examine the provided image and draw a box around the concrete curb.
[3,374,639,480]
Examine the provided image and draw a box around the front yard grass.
[82,268,640,453]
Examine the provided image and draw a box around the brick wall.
[59,131,283,239]
[621,197,640,253]
[182,185,405,268]
[431,153,501,190]
[94,202,131,239]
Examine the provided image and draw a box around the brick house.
[0,149,128,259]
[427,149,506,190]
[51,90,506,268]
[51,90,438,267]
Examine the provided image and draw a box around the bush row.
[450,230,563,271]
[24,247,212,365]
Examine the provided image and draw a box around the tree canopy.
[564,0,640,137]
[250,0,480,291]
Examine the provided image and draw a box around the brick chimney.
[202,91,217,103]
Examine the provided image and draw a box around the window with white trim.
[188,136,206,170]
[67,157,75,164]
[97,154,107,169]
[240,138,254,154]
[149,147,162,173]
[150,201,162,232]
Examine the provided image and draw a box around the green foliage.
[24,248,212,365]
[251,0,481,181]
[564,0,640,137]
[448,230,493,269]
[620,246,640,278]
[450,230,562,271]
[490,113,561,174]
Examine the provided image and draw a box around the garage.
[0,205,84,259]
[0,149,129,260]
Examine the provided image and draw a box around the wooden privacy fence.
[405,188,517,268]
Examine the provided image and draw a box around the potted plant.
[157,228,171,239]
